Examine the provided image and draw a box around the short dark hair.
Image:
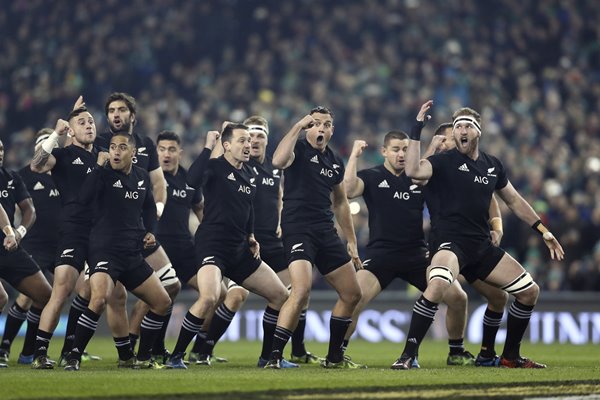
[157,130,180,145]
[110,131,136,147]
[68,106,90,121]
[221,123,248,144]
[309,106,334,119]
[434,122,453,136]
[105,92,137,116]
[383,130,408,146]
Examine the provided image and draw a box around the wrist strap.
[2,225,15,237]
[532,219,549,235]
[16,225,27,238]
[410,121,424,141]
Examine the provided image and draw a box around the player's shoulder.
[132,165,150,179]
[479,150,503,166]
[359,164,384,179]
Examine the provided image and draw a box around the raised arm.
[272,115,315,169]
[332,182,362,270]
[496,182,565,260]
[187,130,220,189]
[31,119,70,173]
[405,100,434,180]
[344,140,367,199]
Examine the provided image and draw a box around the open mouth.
[316,135,324,145]
[460,137,468,145]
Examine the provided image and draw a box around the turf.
[2,338,599,399]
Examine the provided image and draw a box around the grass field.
[2,338,599,399]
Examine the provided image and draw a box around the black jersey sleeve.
[142,176,157,234]
[493,156,509,190]
[187,148,212,189]
[12,172,31,203]
[356,168,371,197]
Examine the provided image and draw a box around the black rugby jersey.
[18,166,60,249]
[357,165,426,250]
[281,139,345,232]
[157,167,201,242]
[247,156,281,237]
[79,165,156,252]
[193,156,255,244]
[96,131,159,172]
[427,148,508,240]
[50,145,97,224]
[0,168,30,239]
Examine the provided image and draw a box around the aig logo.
[125,191,139,199]
[238,185,251,194]
[474,176,489,184]
[262,177,274,186]
[393,191,410,200]
[172,189,187,198]
[0,190,8,198]
[320,168,333,177]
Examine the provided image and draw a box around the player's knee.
[341,286,362,308]
[289,285,310,305]
[199,293,220,311]
[514,281,539,305]
[225,287,249,310]
[486,289,509,311]
[444,285,467,310]
[154,295,172,315]
[0,290,8,310]
[89,296,108,314]
[165,279,181,299]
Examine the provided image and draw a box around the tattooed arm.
[31,119,70,173]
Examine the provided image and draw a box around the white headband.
[247,125,269,135]
[453,116,481,134]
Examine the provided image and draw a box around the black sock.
[480,308,503,357]
[61,295,89,355]
[260,307,279,360]
[137,311,164,361]
[152,306,172,356]
[129,333,139,352]
[114,336,134,361]
[69,308,100,362]
[172,311,204,355]
[326,316,352,363]
[269,326,293,361]
[291,309,308,357]
[34,329,53,358]
[1,303,28,351]
[199,304,236,357]
[342,339,349,354]
[191,330,207,354]
[448,338,465,355]
[402,295,438,358]
[21,307,42,356]
[502,300,534,360]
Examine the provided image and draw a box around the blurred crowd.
[1,0,599,292]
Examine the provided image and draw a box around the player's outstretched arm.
[405,100,434,180]
[272,115,315,170]
[496,182,565,260]
[344,140,367,199]
[332,182,362,270]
